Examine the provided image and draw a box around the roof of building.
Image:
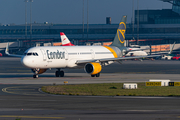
[161,0,172,1]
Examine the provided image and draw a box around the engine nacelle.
[31,69,47,74]
[84,62,102,75]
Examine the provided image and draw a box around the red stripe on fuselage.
[62,43,75,46]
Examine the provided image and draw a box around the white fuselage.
[21,46,121,69]
[125,51,148,56]
[126,47,148,56]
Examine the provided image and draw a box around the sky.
[0,0,172,25]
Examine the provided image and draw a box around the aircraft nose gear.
[32,68,39,78]
[55,69,64,77]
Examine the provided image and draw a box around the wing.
[149,42,176,55]
[5,43,22,58]
[76,55,161,64]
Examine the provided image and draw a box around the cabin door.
[40,49,47,61]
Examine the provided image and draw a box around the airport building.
[1,0,180,50]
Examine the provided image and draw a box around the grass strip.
[41,83,180,96]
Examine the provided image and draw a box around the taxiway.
[0,57,180,120]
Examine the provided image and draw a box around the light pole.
[25,0,28,42]
[87,0,89,44]
[82,0,84,40]
[30,0,33,46]
[137,0,139,45]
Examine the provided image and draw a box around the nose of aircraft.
[21,56,32,68]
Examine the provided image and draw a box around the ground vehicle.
[0,53,2,57]
[161,54,175,60]
[171,54,180,60]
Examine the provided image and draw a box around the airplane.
[5,16,160,78]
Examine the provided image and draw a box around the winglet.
[5,43,22,57]
[5,43,10,55]
[169,42,176,54]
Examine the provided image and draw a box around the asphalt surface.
[0,57,180,120]
[1,57,180,74]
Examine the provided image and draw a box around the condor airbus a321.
[6,16,159,78]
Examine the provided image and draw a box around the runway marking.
[125,110,162,112]
[2,86,45,96]
[0,115,64,119]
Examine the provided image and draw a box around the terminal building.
[1,0,180,53]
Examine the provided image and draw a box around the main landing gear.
[55,69,64,77]
[91,73,100,77]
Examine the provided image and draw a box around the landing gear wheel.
[55,71,60,77]
[32,68,39,78]
[96,73,100,77]
[91,75,95,77]
[60,71,64,77]
[33,75,38,78]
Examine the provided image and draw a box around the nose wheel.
[33,74,38,78]
[55,69,64,77]
[32,68,39,78]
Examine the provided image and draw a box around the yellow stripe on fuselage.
[103,46,118,58]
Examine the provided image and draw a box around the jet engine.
[31,69,47,74]
[84,62,102,75]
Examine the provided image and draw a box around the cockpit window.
[25,52,38,56]
[27,53,33,56]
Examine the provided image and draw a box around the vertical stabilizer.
[111,16,127,47]
[60,32,75,46]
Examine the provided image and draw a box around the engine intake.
[84,62,102,75]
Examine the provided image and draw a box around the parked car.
[171,54,180,60]
[161,54,174,60]
[0,53,2,57]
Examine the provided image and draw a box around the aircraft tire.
[33,75,38,78]
[96,73,100,77]
[60,71,64,77]
[55,71,60,77]
[91,75,95,77]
